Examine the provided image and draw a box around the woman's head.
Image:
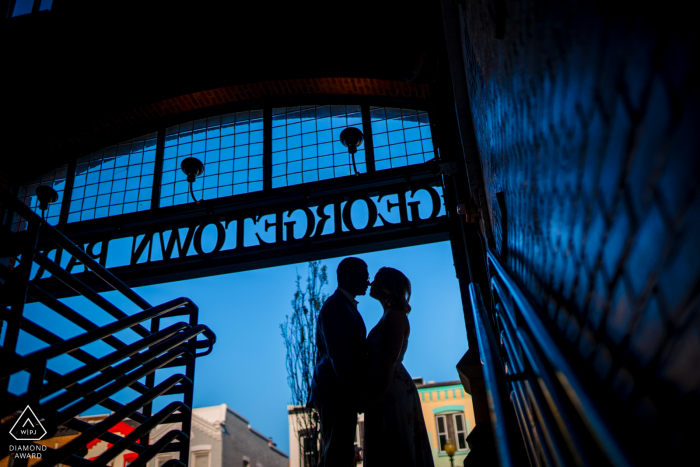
[369,267,412,313]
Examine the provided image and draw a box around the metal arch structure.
[3,99,451,297]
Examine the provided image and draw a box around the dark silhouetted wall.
[457,0,699,462]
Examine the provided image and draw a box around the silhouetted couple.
[309,257,434,467]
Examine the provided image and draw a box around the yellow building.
[415,378,475,467]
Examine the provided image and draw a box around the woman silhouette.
[363,267,434,466]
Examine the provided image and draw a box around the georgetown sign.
[31,180,450,295]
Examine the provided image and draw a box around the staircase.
[0,188,216,467]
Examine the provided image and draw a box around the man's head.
[337,257,370,297]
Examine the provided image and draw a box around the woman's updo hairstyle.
[374,267,412,314]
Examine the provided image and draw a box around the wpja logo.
[7,406,49,460]
[9,405,47,441]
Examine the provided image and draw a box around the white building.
[287,406,363,467]
[150,404,288,467]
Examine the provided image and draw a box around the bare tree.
[281,261,328,467]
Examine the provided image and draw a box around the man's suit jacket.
[309,290,368,408]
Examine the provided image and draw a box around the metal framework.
[469,251,634,467]
[8,100,436,231]
[29,166,449,297]
[4,99,449,298]
[0,188,216,467]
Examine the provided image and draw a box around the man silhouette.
[309,257,370,467]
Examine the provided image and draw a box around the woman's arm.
[367,310,409,405]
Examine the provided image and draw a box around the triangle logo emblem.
[9,406,47,441]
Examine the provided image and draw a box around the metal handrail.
[40,323,191,398]
[30,251,153,337]
[91,402,190,467]
[42,375,190,467]
[469,283,518,467]
[128,430,190,467]
[0,297,197,379]
[0,187,153,311]
[485,251,633,467]
[1,187,216,466]
[492,283,569,467]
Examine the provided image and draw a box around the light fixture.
[444,439,457,467]
[339,127,364,176]
[181,157,204,204]
[35,185,59,220]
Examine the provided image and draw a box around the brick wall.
[47,78,430,154]
[458,0,699,461]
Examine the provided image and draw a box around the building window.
[436,415,449,452]
[161,111,264,207]
[370,107,434,170]
[192,451,209,467]
[12,164,68,231]
[156,455,174,467]
[68,133,157,223]
[436,413,469,453]
[271,104,365,187]
[453,413,468,451]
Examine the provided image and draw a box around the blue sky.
[141,241,468,453]
[11,240,468,455]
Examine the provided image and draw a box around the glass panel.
[457,431,467,450]
[439,434,448,451]
[68,133,157,223]
[12,164,69,232]
[10,0,53,17]
[11,0,34,17]
[271,104,365,188]
[161,110,263,207]
[370,106,434,170]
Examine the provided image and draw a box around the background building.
[150,404,288,467]
[287,406,363,467]
[415,378,475,466]
[0,406,287,467]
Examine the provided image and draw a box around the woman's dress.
[363,310,435,466]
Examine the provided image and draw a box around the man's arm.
[319,299,363,391]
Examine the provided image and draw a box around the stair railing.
[469,250,633,467]
[0,187,216,467]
